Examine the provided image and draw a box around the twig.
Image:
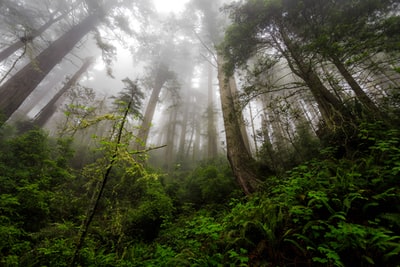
[0,44,28,85]
[131,144,167,154]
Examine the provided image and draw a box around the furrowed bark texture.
[217,53,261,195]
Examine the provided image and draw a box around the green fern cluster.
[182,122,399,266]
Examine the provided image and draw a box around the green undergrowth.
[138,122,400,266]
[1,123,400,266]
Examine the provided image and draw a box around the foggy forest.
[1,0,400,266]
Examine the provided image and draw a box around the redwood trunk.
[33,57,93,127]
[135,66,170,150]
[229,76,252,154]
[331,55,381,116]
[177,97,189,161]
[279,31,346,131]
[207,62,218,158]
[0,6,76,63]
[136,83,163,150]
[165,106,178,171]
[0,12,99,120]
[217,53,261,195]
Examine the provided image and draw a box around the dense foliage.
[0,120,399,266]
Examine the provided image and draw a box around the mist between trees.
[0,0,400,266]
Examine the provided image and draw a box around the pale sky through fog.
[153,0,190,13]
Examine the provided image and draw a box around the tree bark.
[193,113,201,162]
[277,30,347,131]
[229,75,252,155]
[177,92,190,161]
[217,53,261,195]
[135,65,171,150]
[0,12,99,121]
[207,62,218,158]
[33,57,93,127]
[164,106,178,171]
[248,102,259,155]
[0,2,81,63]
[330,55,382,116]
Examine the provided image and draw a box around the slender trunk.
[177,95,190,160]
[248,102,259,155]
[185,119,195,158]
[165,106,178,171]
[0,12,99,120]
[269,106,289,164]
[70,99,132,267]
[261,113,277,170]
[330,55,382,116]
[177,110,188,160]
[217,53,261,195]
[193,116,201,162]
[298,99,318,135]
[33,57,93,127]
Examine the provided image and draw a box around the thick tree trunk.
[229,76,252,155]
[0,12,99,120]
[135,65,170,150]
[0,3,80,63]
[217,53,261,195]
[135,84,162,149]
[33,57,93,127]
[207,62,218,158]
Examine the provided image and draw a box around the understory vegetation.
[1,0,400,266]
[1,120,399,267]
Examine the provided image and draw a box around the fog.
[0,0,244,168]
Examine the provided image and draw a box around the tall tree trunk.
[135,65,170,150]
[298,99,318,135]
[0,12,99,121]
[229,76,252,155]
[269,104,289,165]
[33,57,93,127]
[193,115,201,162]
[0,1,82,63]
[177,101,189,161]
[261,113,278,170]
[217,53,261,195]
[207,62,218,158]
[330,55,382,116]
[165,106,178,171]
[277,30,347,131]
[248,102,259,155]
